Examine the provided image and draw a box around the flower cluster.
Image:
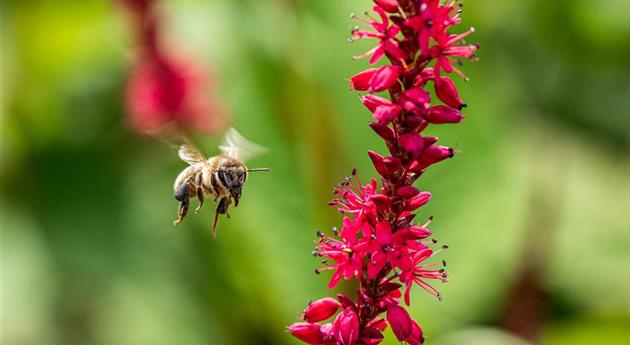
[289,1,477,344]
[119,0,227,134]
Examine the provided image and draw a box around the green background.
[2,0,630,344]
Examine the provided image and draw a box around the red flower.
[351,6,405,64]
[290,1,477,343]
[317,217,369,289]
[399,247,448,305]
[119,0,227,134]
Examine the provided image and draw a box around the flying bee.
[172,128,270,238]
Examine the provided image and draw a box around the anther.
[442,244,449,249]
[316,230,323,238]
[352,168,357,176]
[442,260,447,267]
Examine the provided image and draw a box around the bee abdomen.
[174,182,189,202]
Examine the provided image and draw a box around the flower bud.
[398,132,425,157]
[368,65,401,92]
[386,305,413,341]
[360,95,391,112]
[382,156,402,173]
[425,105,465,124]
[368,150,388,177]
[369,122,395,141]
[409,225,432,239]
[304,297,342,322]
[288,322,323,345]
[333,308,360,345]
[373,104,401,125]
[320,323,336,345]
[371,194,391,211]
[374,0,399,13]
[350,68,378,91]
[396,185,420,198]
[406,319,424,345]
[422,145,454,166]
[405,192,431,211]
[399,87,430,114]
[435,76,465,109]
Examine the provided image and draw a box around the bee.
[172,128,270,238]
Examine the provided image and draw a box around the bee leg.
[211,207,220,239]
[211,196,230,239]
[173,198,189,226]
[194,188,204,214]
[173,182,190,226]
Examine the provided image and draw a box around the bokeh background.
[2,0,630,344]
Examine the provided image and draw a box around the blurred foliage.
[2,0,630,344]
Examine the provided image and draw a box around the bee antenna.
[247,168,271,172]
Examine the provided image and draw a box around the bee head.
[218,168,247,207]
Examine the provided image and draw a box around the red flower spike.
[435,76,465,110]
[304,297,343,322]
[387,305,413,341]
[291,1,477,343]
[288,323,323,345]
[333,309,360,345]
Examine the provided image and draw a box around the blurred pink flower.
[119,0,227,134]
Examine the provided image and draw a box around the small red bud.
[369,122,395,141]
[360,95,391,112]
[425,105,465,123]
[373,104,401,125]
[374,0,399,13]
[405,192,431,211]
[396,185,420,198]
[435,76,464,109]
[304,297,342,322]
[350,68,378,91]
[399,87,430,114]
[386,305,413,341]
[398,132,425,157]
[333,308,360,345]
[368,150,389,177]
[288,322,323,345]
[368,65,401,93]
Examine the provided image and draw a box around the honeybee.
[172,128,270,238]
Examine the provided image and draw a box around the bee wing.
[219,128,268,162]
[178,144,207,165]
